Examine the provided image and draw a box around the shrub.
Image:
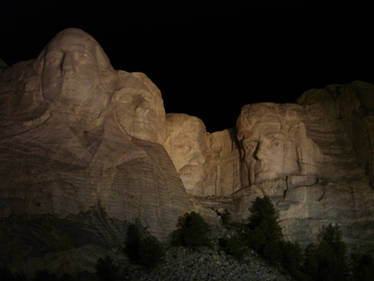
[317,224,346,258]
[95,256,119,281]
[246,196,283,264]
[219,209,232,226]
[124,223,141,263]
[303,224,348,281]
[0,267,13,281]
[245,196,306,278]
[33,270,59,281]
[219,234,247,260]
[279,240,304,279]
[171,212,211,249]
[262,240,283,265]
[248,196,283,242]
[351,253,374,281]
[0,267,26,281]
[59,273,76,281]
[137,235,165,269]
[124,223,165,269]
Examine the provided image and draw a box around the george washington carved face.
[237,103,320,185]
[35,28,116,127]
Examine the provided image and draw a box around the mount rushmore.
[1,28,374,274]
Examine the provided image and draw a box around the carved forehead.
[167,114,205,131]
[166,114,207,145]
[35,28,114,73]
[46,28,99,52]
[237,103,302,139]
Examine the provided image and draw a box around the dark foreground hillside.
[120,246,291,281]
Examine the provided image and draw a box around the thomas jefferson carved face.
[237,103,313,185]
[36,28,116,127]
[112,72,166,144]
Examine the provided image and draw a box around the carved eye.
[45,51,64,66]
[271,139,282,147]
[77,52,92,62]
[175,144,192,152]
[243,140,258,152]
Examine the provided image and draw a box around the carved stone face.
[36,28,115,127]
[241,119,299,184]
[237,103,313,185]
[113,72,166,144]
[164,114,207,193]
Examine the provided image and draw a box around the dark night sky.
[1,8,373,132]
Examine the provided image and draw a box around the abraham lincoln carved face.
[237,103,320,185]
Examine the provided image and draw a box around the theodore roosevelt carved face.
[164,114,207,193]
[237,103,320,185]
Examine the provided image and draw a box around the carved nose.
[254,143,264,160]
[135,104,150,116]
[61,53,75,73]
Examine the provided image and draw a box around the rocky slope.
[123,247,291,281]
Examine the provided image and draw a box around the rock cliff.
[164,82,374,255]
[0,28,192,274]
[164,113,241,196]
[234,82,374,254]
[1,28,374,275]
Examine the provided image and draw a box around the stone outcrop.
[204,129,242,196]
[1,27,374,275]
[0,28,192,274]
[236,103,323,187]
[164,113,241,196]
[113,70,166,144]
[164,114,208,195]
[233,82,374,254]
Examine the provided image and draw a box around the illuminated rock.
[1,27,374,274]
[234,84,374,253]
[164,113,208,195]
[164,113,241,196]
[236,103,323,186]
[0,28,191,273]
[113,70,166,144]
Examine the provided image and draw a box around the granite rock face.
[1,27,374,274]
[205,129,242,196]
[164,114,207,195]
[234,82,374,254]
[0,28,191,273]
[236,103,323,187]
[113,70,166,144]
[164,113,241,196]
